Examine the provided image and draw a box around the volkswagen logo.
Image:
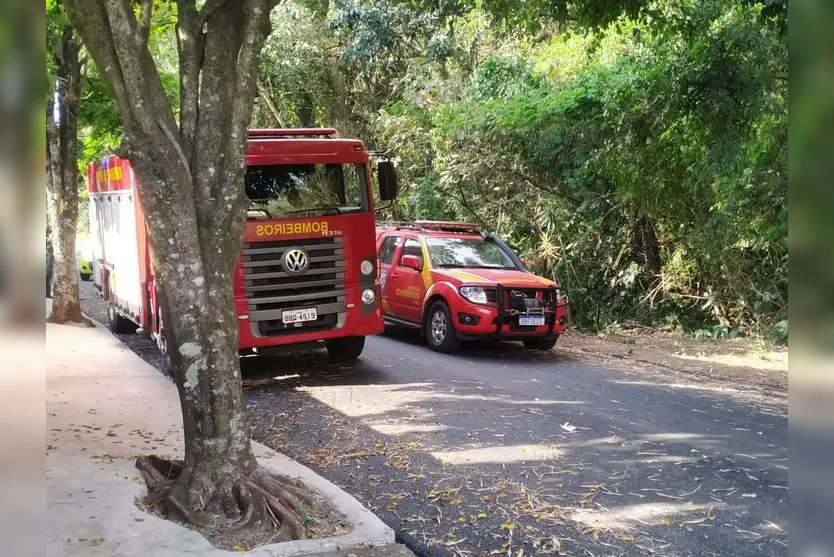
[282,248,310,275]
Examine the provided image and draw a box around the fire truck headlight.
[362,288,376,305]
[360,259,374,276]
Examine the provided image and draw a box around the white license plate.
[282,308,318,324]
[519,315,545,326]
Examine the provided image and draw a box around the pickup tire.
[326,336,365,363]
[523,335,559,351]
[426,300,461,353]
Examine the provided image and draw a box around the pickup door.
[383,236,427,323]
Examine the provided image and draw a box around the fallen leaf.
[500,522,516,530]
[560,422,577,433]
[660,516,672,525]
[477,512,487,519]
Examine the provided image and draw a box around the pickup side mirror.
[378,160,397,201]
[520,258,528,267]
[401,254,422,271]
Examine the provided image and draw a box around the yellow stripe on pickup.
[446,270,489,283]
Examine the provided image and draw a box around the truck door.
[387,236,427,323]
[377,234,401,315]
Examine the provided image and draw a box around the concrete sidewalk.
[46,318,409,557]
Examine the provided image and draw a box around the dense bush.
[374,0,787,337]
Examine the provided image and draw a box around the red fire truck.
[86,128,397,363]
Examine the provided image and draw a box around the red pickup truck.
[375,221,569,353]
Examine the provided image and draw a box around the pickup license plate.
[518,315,545,326]
[282,308,318,324]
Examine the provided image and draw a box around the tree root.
[136,455,324,548]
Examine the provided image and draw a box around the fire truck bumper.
[236,287,384,351]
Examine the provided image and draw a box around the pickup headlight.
[459,286,489,304]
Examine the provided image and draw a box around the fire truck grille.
[241,237,345,337]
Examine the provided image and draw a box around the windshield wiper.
[283,206,343,216]
[461,265,516,270]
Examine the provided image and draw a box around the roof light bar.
[248,128,337,138]
[377,220,482,234]
[414,220,481,233]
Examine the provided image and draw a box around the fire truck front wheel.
[326,336,366,363]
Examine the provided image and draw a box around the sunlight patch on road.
[643,432,711,442]
[674,352,787,373]
[606,379,756,396]
[298,382,583,420]
[431,444,563,465]
[568,501,723,531]
[370,423,447,435]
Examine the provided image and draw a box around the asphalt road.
[78,281,788,557]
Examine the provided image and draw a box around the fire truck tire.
[107,303,136,334]
[425,300,461,353]
[326,336,366,363]
[523,336,559,351]
[156,327,173,374]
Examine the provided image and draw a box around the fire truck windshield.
[245,163,369,218]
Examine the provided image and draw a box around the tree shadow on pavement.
[380,325,577,365]
[243,349,788,557]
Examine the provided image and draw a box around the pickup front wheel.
[426,300,461,353]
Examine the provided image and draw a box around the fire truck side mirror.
[378,161,397,202]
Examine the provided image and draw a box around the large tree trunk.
[46,222,54,298]
[45,25,89,326]
[63,0,322,546]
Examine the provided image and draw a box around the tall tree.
[46,3,90,325]
[62,0,319,543]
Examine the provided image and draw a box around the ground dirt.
[559,328,787,392]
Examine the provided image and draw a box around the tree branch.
[257,82,285,127]
[134,0,153,50]
[197,0,230,27]
[216,0,276,228]
[63,0,136,129]
[175,0,205,161]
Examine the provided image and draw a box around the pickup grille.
[242,237,345,337]
[488,287,558,310]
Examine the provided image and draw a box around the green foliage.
[368,0,787,339]
[392,0,646,30]
[58,0,786,342]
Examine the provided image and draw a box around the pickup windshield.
[425,237,517,269]
[245,163,368,218]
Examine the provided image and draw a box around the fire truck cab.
[375,221,568,353]
[86,128,396,364]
